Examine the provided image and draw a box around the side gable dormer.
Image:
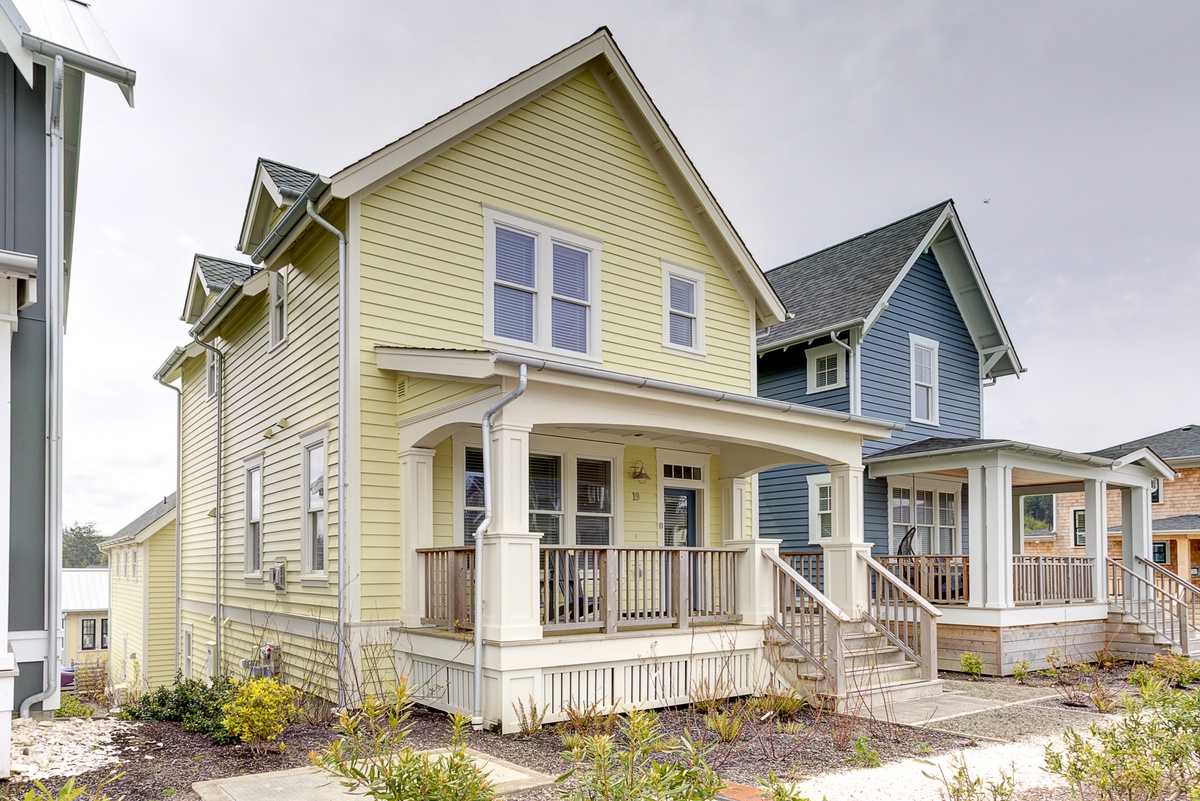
[180,254,257,324]
[237,159,318,255]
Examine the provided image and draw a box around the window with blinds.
[661,261,706,354]
[909,334,939,424]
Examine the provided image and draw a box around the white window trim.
[886,475,962,554]
[909,333,939,425]
[205,349,217,401]
[268,269,287,352]
[453,431,624,546]
[806,473,832,542]
[1152,540,1170,564]
[806,343,847,395]
[132,546,139,581]
[1020,493,1057,539]
[482,205,603,363]
[301,428,329,582]
[1071,507,1086,548]
[244,454,264,579]
[661,260,706,358]
[1151,478,1165,505]
[656,448,710,548]
[182,623,193,679]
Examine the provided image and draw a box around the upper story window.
[245,457,263,574]
[1021,494,1055,538]
[806,342,846,395]
[1151,478,1164,504]
[269,270,287,349]
[909,334,939,424]
[132,547,138,581]
[205,349,218,400]
[484,206,602,359]
[302,430,327,576]
[661,261,706,356]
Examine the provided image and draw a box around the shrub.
[223,677,296,754]
[851,735,881,768]
[1149,652,1200,687]
[748,686,807,720]
[19,773,122,801]
[54,693,92,718]
[760,772,812,801]
[1044,685,1200,800]
[512,696,546,737]
[705,702,745,743]
[959,652,983,680]
[560,699,618,738]
[556,709,723,801]
[1010,660,1030,684]
[313,681,493,801]
[119,673,239,744]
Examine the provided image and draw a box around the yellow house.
[154,29,942,730]
[99,495,177,691]
[60,569,109,669]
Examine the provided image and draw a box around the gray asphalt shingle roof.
[196,255,256,294]
[261,159,318,196]
[1089,425,1200,462]
[866,437,1002,460]
[102,493,176,547]
[758,201,951,350]
[1107,514,1200,534]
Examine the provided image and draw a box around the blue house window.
[909,334,939,424]
[806,343,846,394]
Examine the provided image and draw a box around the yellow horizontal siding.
[146,526,176,687]
[623,445,658,546]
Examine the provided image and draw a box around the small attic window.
[269,270,287,349]
[205,349,217,400]
[806,343,846,394]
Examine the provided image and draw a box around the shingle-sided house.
[153,29,960,732]
[756,202,1183,674]
[1,0,134,776]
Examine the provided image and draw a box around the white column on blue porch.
[821,463,870,616]
[481,420,542,642]
[398,447,436,628]
[967,466,985,609]
[1084,478,1109,602]
[981,463,1014,608]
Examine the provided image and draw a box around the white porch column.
[821,464,870,617]
[723,536,779,627]
[398,447,435,628]
[1124,484,1154,572]
[480,420,541,642]
[967,466,986,608]
[981,463,1013,609]
[720,477,752,542]
[1084,478,1109,602]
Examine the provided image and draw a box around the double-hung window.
[891,480,960,554]
[132,547,139,581]
[807,474,833,541]
[100,618,109,650]
[909,334,939,424]
[1151,478,1164,504]
[805,343,846,394]
[485,207,602,358]
[245,458,263,574]
[81,618,96,651]
[661,262,706,355]
[1072,508,1087,548]
[205,349,218,400]
[269,270,287,349]
[529,453,564,545]
[575,459,613,545]
[302,431,327,575]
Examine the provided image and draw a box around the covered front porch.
[380,348,917,731]
[854,438,1186,673]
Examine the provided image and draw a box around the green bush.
[223,678,296,754]
[1044,684,1200,800]
[54,693,92,718]
[959,651,983,680]
[313,681,493,801]
[119,673,239,744]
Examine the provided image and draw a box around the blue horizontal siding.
[758,463,827,551]
[758,347,851,413]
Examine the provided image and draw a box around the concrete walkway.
[866,679,1061,728]
[192,749,554,801]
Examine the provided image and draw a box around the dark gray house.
[1,0,133,776]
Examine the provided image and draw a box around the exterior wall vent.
[396,378,408,400]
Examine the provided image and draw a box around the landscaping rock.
[7,716,134,781]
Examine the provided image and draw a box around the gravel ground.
[940,678,1060,703]
[931,701,1111,742]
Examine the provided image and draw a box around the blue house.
[756,202,1188,674]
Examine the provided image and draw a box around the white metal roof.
[60,567,109,613]
[9,0,128,68]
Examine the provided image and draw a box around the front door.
[664,488,697,547]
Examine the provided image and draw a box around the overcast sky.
[61,0,1200,535]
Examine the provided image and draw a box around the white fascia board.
[237,162,288,254]
[1112,447,1177,480]
[0,247,37,278]
[153,341,203,384]
[0,0,34,85]
[180,260,208,323]
[861,204,952,334]
[241,268,270,297]
[375,347,500,382]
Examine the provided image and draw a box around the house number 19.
[632,492,641,501]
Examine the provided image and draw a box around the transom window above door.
[484,206,603,359]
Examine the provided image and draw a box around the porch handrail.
[876,554,969,605]
[780,551,824,590]
[1013,554,1095,604]
[859,551,941,681]
[416,547,476,631]
[762,549,848,696]
[1107,557,1191,657]
[1136,555,1200,633]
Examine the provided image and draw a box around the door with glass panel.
[664,488,697,547]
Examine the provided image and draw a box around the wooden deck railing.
[861,552,941,681]
[1013,555,1095,604]
[1108,557,1192,656]
[764,549,847,696]
[417,547,475,630]
[1139,556,1200,633]
[876,555,969,605]
[781,551,824,590]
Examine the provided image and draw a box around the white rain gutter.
[190,336,223,673]
[826,332,858,416]
[19,34,136,106]
[21,56,65,717]
[489,353,901,432]
[472,364,527,730]
[301,201,350,709]
[154,371,183,674]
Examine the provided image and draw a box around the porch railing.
[417,547,476,630]
[1139,556,1200,633]
[539,546,740,633]
[1013,555,1095,604]
[764,549,847,696]
[876,555,969,605]
[1108,557,1192,656]
[861,552,941,681]
[782,551,824,590]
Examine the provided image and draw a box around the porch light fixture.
[631,460,649,483]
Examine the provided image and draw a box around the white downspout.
[472,364,527,731]
[828,331,858,416]
[155,375,182,674]
[21,55,65,718]
[303,201,349,709]
[191,337,223,674]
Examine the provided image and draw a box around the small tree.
[63,522,107,568]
